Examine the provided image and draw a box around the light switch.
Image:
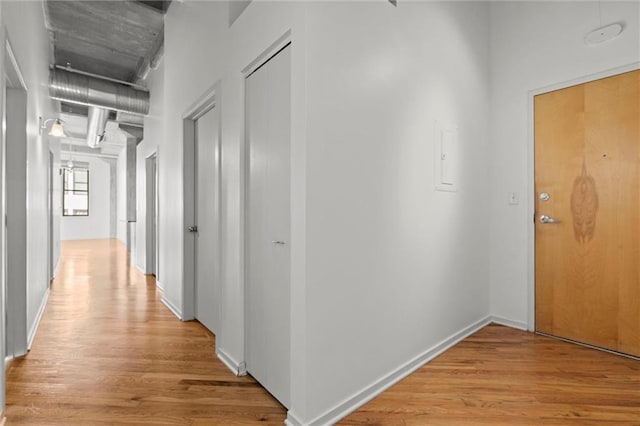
[508,191,519,205]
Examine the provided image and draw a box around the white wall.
[2,0,57,342]
[135,61,163,274]
[60,154,112,241]
[158,0,308,408]
[0,0,58,408]
[302,2,491,420]
[152,1,491,423]
[489,1,640,327]
[116,148,127,244]
[49,140,62,275]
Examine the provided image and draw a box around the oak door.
[535,70,640,357]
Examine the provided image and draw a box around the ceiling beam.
[134,29,164,84]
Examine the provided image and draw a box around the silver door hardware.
[539,215,560,224]
[188,226,198,233]
[539,193,550,201]
[271,241,286,245]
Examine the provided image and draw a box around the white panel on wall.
[435,121,458,191]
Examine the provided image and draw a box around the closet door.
[246,43,291,408]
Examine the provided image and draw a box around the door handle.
[271,241,286,245]
[539,215,560,224]
[188,226,198,233]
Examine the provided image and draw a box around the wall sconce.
[39,117,67,138]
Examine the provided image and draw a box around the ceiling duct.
[86,107,110,148]
[49,68,150,115]
[49,67,150,148]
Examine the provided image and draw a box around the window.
[63,167,89,216]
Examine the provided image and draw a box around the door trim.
[526,61,640,332]
[145,152,157,276]
[181,81,222,322]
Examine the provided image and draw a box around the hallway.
[4,240,639,425]
[4,240,287,424]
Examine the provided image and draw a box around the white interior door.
[246,43,291,408]
[194,106,220,335]
[146,155,157,276]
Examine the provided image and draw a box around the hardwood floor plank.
[5,240,639,424]
[5,240,287,425]
[340,325,640,425]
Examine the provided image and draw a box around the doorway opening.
[179,83,222,338]
[145,153,158,277]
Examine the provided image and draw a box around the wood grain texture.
[5,240,287,425]
[8,240,639,425]
[535,70,640,356]
[341,324,640,425]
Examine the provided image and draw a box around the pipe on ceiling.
[49,68,150,148]
[49,68,150,115]
[86,107,110,148]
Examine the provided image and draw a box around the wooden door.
[246,43,291,408]
[535,69,640,357]
[194,106,220,335]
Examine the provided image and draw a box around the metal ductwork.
[49,68,150,115]
[49,67,150,148]
[86,107,110,148]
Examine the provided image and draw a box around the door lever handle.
[540,215,560,224]
[188,226,198,233]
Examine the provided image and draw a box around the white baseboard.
[4,355,15,370]
[302,316,492,426]
[490,315,528,331]
[156,279,164,292]
[285,411,305,426]
[216,347,248,376]
[52,256,61,280]
[27,287,51,350]
[161,296,183,320]
[136,264,146,275]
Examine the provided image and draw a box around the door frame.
[180,81,222,323]
[526,61,640,332]
[145,152,157,276]
[48,151,54,282]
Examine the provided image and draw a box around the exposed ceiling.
[44,0,169,83]
[43,0,170,154]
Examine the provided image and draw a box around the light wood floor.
[340,326,640,425]
[5,240,640,425]
[5,240,287,425]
